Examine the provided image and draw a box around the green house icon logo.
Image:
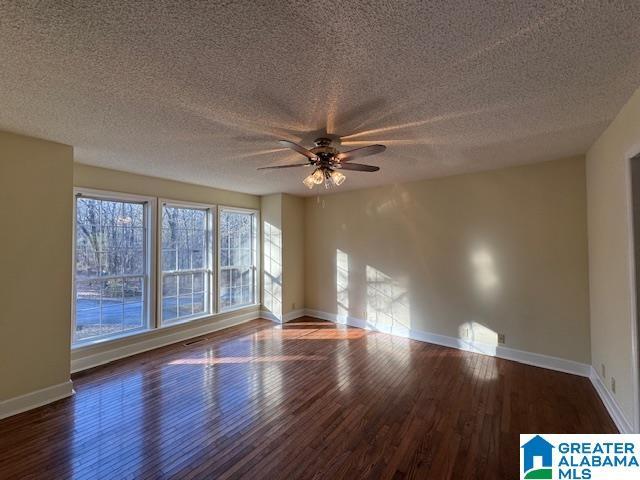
[521,435,554,479]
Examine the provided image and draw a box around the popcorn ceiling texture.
[1,1,640,195]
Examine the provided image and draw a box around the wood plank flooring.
[0,317,616,479]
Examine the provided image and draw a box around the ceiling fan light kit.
[303,166,347,190]
[258,137,386,190]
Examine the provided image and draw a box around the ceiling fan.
[257,137,386,189]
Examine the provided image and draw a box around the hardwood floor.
[0,317,616,479]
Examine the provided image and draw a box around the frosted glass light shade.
[311,168,325,184]
[330,170,346,186]
[303,174,315,189]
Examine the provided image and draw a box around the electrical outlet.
[292,302,296,310]
[464,327,470,338]
[601,363,606,378]
[498,333,506,344]
[611,377,616,394]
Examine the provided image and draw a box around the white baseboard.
[589,367,634,433]
[72,309,259,373]
[0,380,75,420]
[304,308,591,377]
[283,309,305,323]
[260,308,305,324]
[260,309,281,323]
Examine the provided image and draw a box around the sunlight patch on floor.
[169,355,326,365]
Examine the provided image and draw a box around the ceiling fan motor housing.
[311,138,339,164]
[313,137,333,147]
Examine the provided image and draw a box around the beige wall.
[0,131,73,400]
[261,194,283,319]
[586,86,640,429]
[74,163,259,209]
[72,163,261,364]
[281,194,304,315]
[305,157,591,364]
[260,193,305,319]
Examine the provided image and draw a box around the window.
[160,202,213,324]
[73,188,259,348]
[219,209,257,310]
[74,193,150,344]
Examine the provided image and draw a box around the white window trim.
[70,188,261,350]
[217,206,260,314]
[157,198,217,328]
[71,187,157,347]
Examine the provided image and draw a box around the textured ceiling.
[1,1,640,196]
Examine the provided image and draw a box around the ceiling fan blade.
[336,163,380,172]
[278,140,317,160]
[257,163,310,170]
[336,144,386,162]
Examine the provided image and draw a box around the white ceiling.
[1,1,640,196]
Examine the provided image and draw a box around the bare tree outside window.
[75,197,147,343]
[161,205,211,324]
[73,191,257,345]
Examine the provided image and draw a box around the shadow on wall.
[336,249,350,321]
[333,222,502,380]
[335,246,500,340]
[263,221,282,321]
[365,265,411,337]
[335,248,412,336]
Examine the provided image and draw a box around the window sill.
[71,305,262,372]
[159,312,214,330]
[71,304,261,353]
[219,303,260,315]
[72,326,151,349]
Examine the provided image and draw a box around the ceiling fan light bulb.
[303,174,316,189]
[312,168,325,184]
[330,170,346,186]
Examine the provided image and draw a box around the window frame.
[157,198,216,327]
[71,187,157,347]
[217,206,260,313]
[71,188,261,351]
